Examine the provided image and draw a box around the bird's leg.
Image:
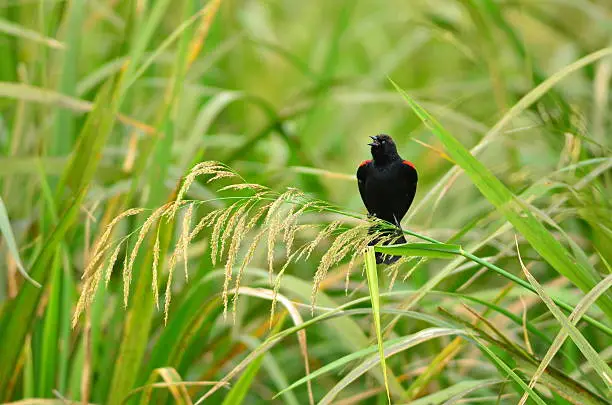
[392,214,402,229]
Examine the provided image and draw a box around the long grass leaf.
[365,246,390,404]
[221,318,285,405]
[0,82,155,134]
[472,336,548,405]
[374,242,462,259]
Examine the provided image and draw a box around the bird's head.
[369,134,399,162]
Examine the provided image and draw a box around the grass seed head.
[297,220,342,262]
[224,211,251,320]
[181,204,194,281]
[283,201,318,258]
[217,183,268,192]
[220,201,252,264]
[84,208,146,279]
[171,161,230,219]
[310,227,361,311]
[210,201,241,265]
[206,171,237,183]
[122,243,130,308]
[266,209,285,284]
[124,204,170,296]
[152,229,161,309]
[163,265,174,326]
[387,256,408,290]
[232,228,267,316]
[270,252,297,325]
[105,243,123,287]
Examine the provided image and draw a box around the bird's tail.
[368,220,406,265]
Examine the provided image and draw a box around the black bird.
[356,134,418,264]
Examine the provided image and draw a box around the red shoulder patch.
[402,160,415,169]
[359,159,372,167]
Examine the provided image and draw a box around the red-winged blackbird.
[357,134,418,264]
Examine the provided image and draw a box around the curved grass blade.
[405,378,503,405]
[239,335,300,405]
[0,82,155,135]
[131,367,217,405]
[0,17,65,50]
[0,196,40,287]
[471,335,548,405]
[221,318,285,405]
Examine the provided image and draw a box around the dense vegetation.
[1,0,611,404]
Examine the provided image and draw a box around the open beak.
[368,135,379,147]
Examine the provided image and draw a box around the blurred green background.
[1,0,611,404]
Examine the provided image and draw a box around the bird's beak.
[368,135,379,147]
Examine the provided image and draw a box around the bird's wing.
[394,160,419,219]
[400,160,418,184]
[356,160,372,212]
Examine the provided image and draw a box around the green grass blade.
[118,0,174,97]
[0,82,153,133]
[51,0,86,155]
[471,336,548,405]
[405,378,502,405]
[0,17,64,50]
[0,196,40,287]
[242,336,300,405]
[373,230,611,337]
[146,296,222,380]
[221,319,285,405]
[37,248,61,397]
[374,242,462,259]
[365,246,390,404]
[407,47,612,222]
[220,353,266,405]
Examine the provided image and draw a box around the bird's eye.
[381,140,386,144]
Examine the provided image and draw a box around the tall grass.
[1,0,611,404]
